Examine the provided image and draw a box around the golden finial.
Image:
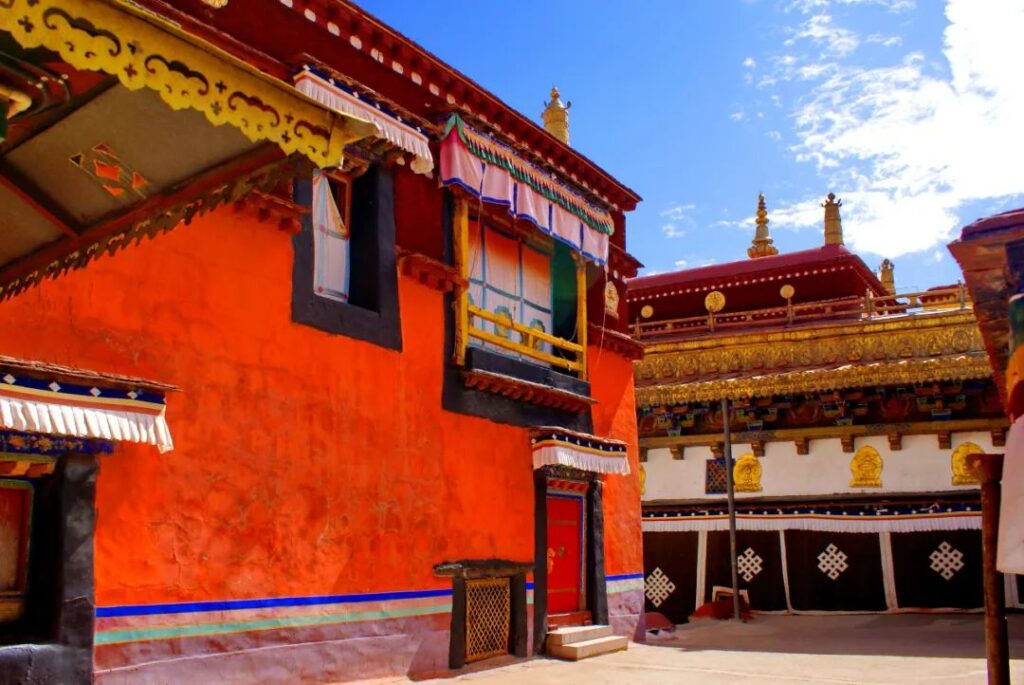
[747,193,779,259]
[880,258,895,295]
[823,192,844,246]
[541,87,571,145]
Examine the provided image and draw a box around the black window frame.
[290,163,402,351]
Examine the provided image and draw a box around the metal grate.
[465,577,511,662]
[705,458,727,494]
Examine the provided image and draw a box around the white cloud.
[743,57,758,69]
[788,0,915,13]
[730,110,746,121]
[674,259,689,268]
[775,0,1024,257]
[866,33,903,47]
[787,14,860,56]
[767,130,783,141]
[660,203,696,239]
[931,249,944,262]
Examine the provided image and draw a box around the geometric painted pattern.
[737,547,764,582]
[929,541,965,581]
[705,458,727,495]
[645,567,676,607]
[817,543,849,581]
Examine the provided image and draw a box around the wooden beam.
[0,145,284,292]
[0,162,79,237]
[639,417,1010,451]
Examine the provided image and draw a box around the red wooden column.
[966,452,1009,685]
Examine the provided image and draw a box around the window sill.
[461,347,592,413]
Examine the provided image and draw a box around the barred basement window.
[465,577,511,663]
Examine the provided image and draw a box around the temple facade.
[630,194,1014,622]
[0,1,645,683]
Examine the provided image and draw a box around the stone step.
[546,624,613,646]
[547,634,629,661]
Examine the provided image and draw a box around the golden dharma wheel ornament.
[640,304,654,319]
[704,290,726,313]
[780,284,795,300]
[201,0,229,7]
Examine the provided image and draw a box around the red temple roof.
[628,244,886,322]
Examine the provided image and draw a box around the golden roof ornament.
[541,87,571,145]
[880,258,895,295]
[747,193,779,259]
[823,192,844,246]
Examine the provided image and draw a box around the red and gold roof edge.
[135,0,639,210]
[0,152,309,302]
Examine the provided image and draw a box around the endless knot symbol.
[645,567,676,608]
[817,543,849,580]
[737,547,763,582]
[929,541,965,581]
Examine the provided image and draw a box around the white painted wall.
[641,431,993,502]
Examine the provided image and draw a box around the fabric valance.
[531,427,629,475]
[643,501,981,534]
[441,115,612,264]
[0,366,174,453]
[295,68,434,175]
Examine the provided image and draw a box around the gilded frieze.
[635,310,990,403]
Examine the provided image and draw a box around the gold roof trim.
[636,353,993,405]
[641,308,980,355]
[0,0,375,168]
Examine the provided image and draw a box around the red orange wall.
[588,346,643,576]
[0,204,641,606]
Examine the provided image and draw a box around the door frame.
[532,466,608,653]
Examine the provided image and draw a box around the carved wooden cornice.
[396,248,466,293]
[461,369,594,413]
[589,323,644,361]
[637,354,992,405]
[635,310,990,404]
[640,417,1009,454]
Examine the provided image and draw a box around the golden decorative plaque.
[704,290,726,314]
[951,442,983,485]
[733,453,762,492]
[850,446,883,487]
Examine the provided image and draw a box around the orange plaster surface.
[0,208,550,606]
[587,346,643,577]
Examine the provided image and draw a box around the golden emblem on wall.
[780,284,795,300]
[733,453,762,492]
[850,445,883,487]
[604,281,620,319]
[704,290,726,313]
[640,304,654,319]
[951,442,984,485]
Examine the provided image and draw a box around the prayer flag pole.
[722,397,741,620]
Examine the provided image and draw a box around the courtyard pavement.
[361,614,1024,684]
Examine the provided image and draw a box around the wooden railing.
[467,305,584,374]
[633,283,971,341]
[452,198,589,379]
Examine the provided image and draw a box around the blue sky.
[360,0,1024,291]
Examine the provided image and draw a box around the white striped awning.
[0,358,175,453]
[295,68,434,175]
[530,426,630,475]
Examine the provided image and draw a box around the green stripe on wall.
[95,602,452,645]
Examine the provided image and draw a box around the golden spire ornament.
[823,192,844,246]
[747,193,779,258]
[880,258,896,295]
[541,87,571,145]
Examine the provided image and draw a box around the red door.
[546,492,585,614]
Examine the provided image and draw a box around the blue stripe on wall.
[96,588,454,618]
